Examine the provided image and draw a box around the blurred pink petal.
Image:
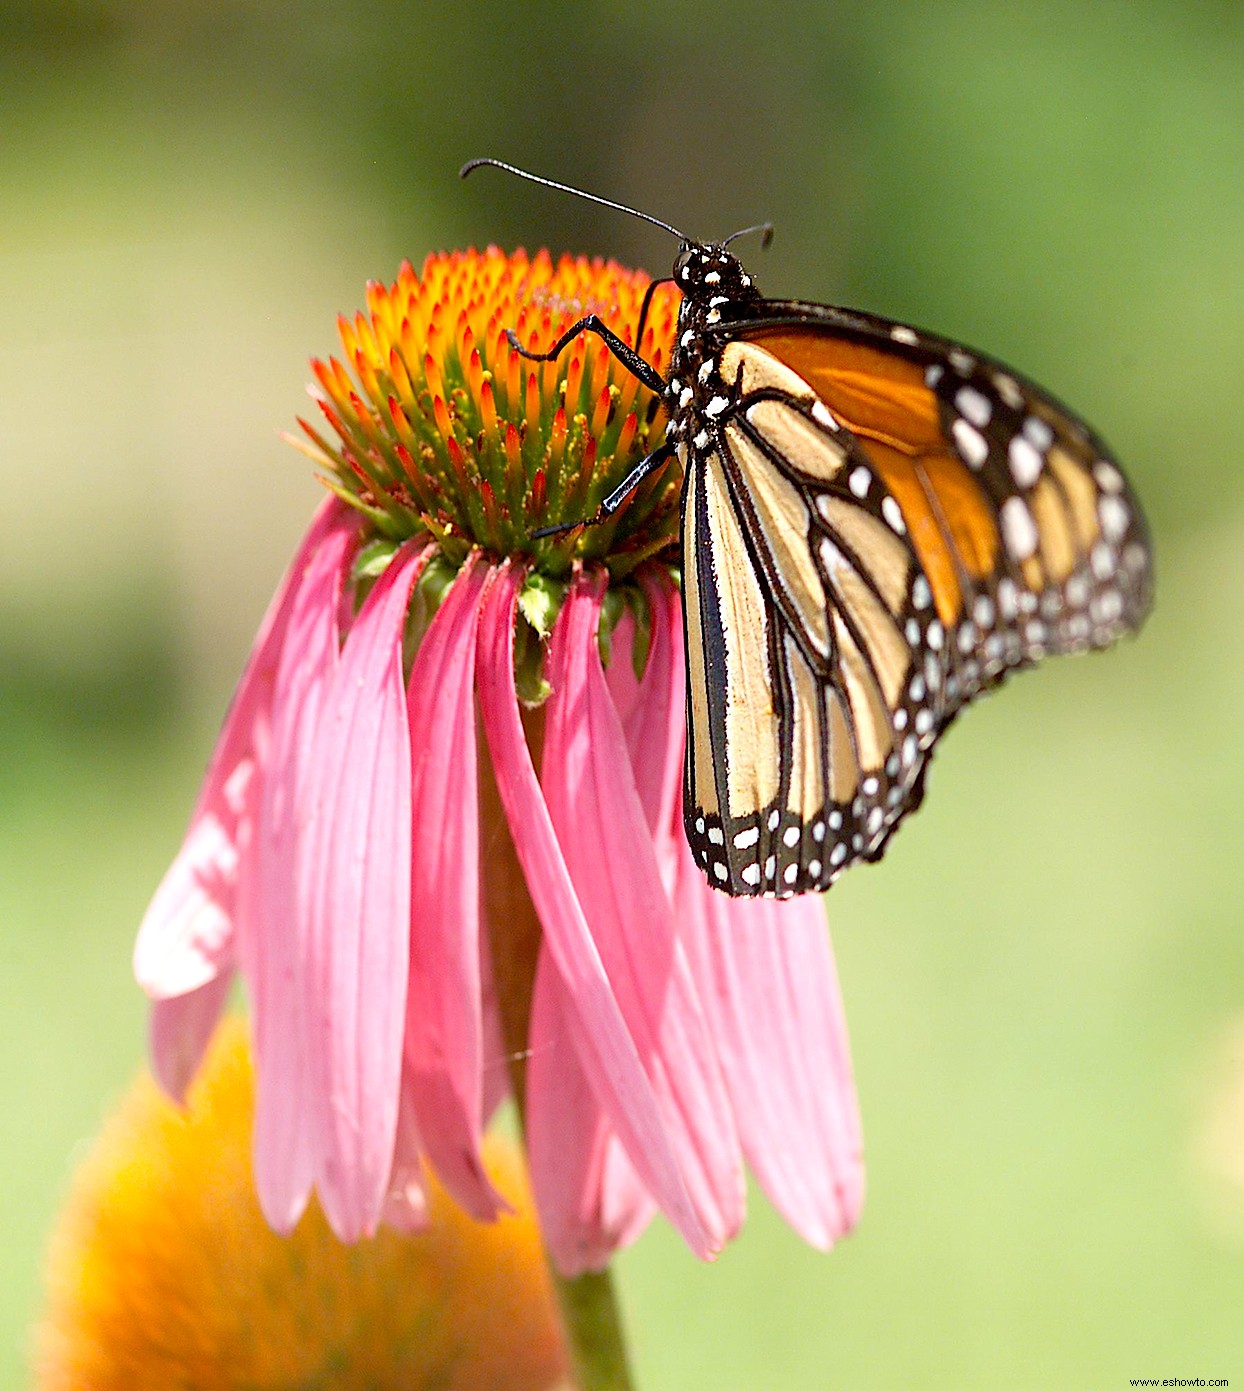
[247,512,357,1232]
[478,936,512,1123]
[404,555,506,1220]
[303,540,429,1240]
[133,500,346,1008]
[527,953,654,1274]
[676,867,865,1247]
[148,971,234,1104]
[475,561,713,1258]
[133,759,253,998]
[190,497,348,825]
[605,569,686,891]
[384,1079,431,1235]
[138,516,865,1269]
[610,568,864,1249]
[540,570,743,1254]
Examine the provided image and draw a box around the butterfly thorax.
[664,243,761,444]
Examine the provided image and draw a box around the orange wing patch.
[749,328,998,626]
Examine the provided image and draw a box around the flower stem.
[549,1266,637,1391]
[480,708,639,1391]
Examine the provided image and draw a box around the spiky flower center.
[294,247,683,583]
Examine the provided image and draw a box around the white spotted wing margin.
[736,299,1154,654]
[680,373,940,899]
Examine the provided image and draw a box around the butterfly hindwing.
[682,354,949,896]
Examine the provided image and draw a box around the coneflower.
[133,247,862,1386]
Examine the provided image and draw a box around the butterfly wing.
[680,307,1152,897]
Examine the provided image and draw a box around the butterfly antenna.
[722,221,775,250]
[460,158,688,242]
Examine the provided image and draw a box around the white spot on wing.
[1023,416,1054,450]
[1099,493,1130,542]
[1000,496,1039,559]
[1094,460,1124,493]
[956,385,992,428]
[953,418,989,469]
[1008,435,1044,488]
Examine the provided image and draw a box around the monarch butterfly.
[463,161,1154,899]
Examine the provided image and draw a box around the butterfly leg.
[506,316,666,394]
[531,441,676,538]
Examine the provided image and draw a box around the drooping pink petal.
[478,934,512,1124]
[474,561,712,1259]
[403,553,506,1221]
[303,540,430,1240]
[134,758,255,999]
[384,1077,430,1235]
[191,497,347,825]
[605,568,686,893]
[133,499,348,1011]
[527,952,654,1274]
[675,855,864,1247]
[611,567,864,1245]
[541,570,743,1255]
[245,513,358,1232]
[148,970,234,1104]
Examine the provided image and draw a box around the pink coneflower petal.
[478,940,512,1123]
[604,569,685,891]
[403,554,506,1221]
[540,570,744,1254]
[133,499,347,1005]
[475,561,713,1259]
[527,955,654,1274]
[190,497,348,824]
[246,513,357,1232]
[148,971,235,1104]
[303,540,430,1240]
[133,760,252,999]
[608,568,864,1244]
[676,868,865,1247]
[383,1078,431,1235]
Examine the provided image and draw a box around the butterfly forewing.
[677,308,1151,897]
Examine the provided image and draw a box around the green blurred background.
[2,1,1241,1386]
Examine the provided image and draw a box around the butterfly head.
[671,242,760,311]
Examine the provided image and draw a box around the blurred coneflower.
[133,247,863,1287]
[33,1019,567,1391]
